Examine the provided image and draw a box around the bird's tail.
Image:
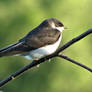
[0,42,28,57]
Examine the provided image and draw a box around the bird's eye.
[58,22,63,27]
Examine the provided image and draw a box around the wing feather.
[20,27,61,48]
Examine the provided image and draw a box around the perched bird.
[0,18,65,60]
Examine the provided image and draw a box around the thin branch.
[55,28,92,54]
[0,28,92,87]
[58,54,92,72]
[0,54,57,87]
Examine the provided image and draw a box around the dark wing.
[20,27,61,48]
[0,27,60,57]
[0,42,36,57]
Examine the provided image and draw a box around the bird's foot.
[34,59,40,68]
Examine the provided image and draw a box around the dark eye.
[58,22,63,26]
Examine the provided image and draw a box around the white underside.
[24,35,62,60]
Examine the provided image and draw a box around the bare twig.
[55,28,92,54]
[58,54,92,72]
[0,28,92,87]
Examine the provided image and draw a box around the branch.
[58,54,92,72]
[55,28,92,54]
[0,28,92,87]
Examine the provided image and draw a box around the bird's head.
[39,18,65,32]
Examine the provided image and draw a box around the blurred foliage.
[0,0,92,92]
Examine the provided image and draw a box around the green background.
[0,0,92,92]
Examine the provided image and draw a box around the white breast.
[24,35,62,60]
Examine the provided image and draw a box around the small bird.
[0,18,65,60]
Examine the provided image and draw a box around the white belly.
[24,35,62,60]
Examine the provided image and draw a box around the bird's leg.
[34,59,38,62]
[34,59,40,68]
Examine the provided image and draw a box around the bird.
[0,18,65,60]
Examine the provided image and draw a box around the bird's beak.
[64,26,68,29]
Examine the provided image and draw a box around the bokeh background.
[0,0,92,92]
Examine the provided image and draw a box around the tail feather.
[0,42,29,57]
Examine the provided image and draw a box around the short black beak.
[64,26,68,29]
